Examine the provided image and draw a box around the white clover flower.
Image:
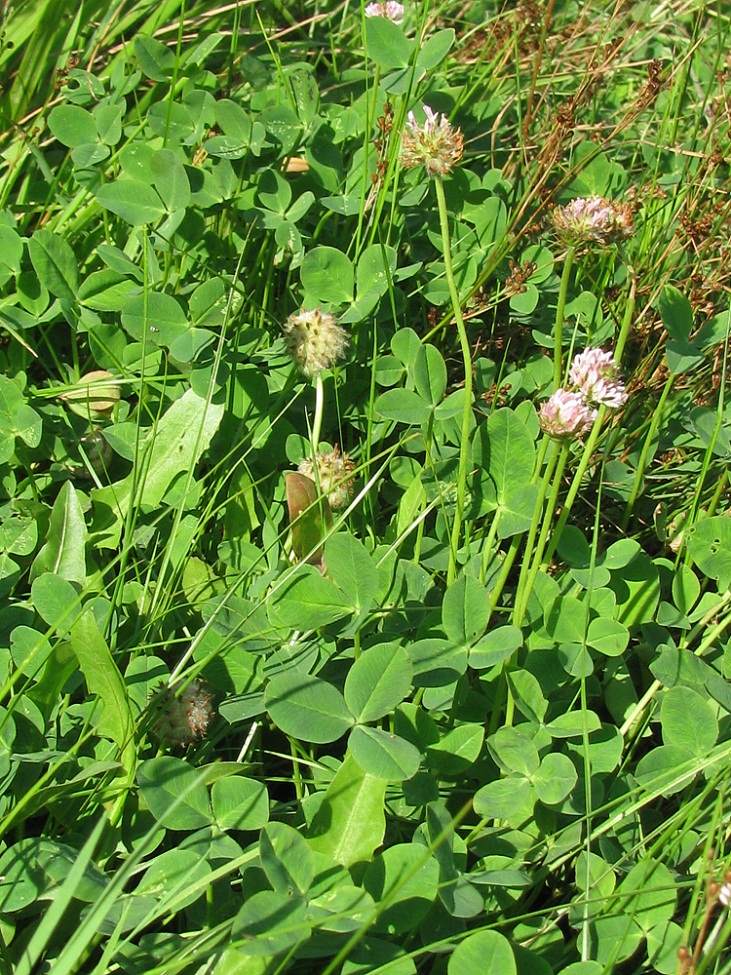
[552,196,634,247]
[569,347,628,408]
[298,446,355,510]
[365,1,404,22]
[399,104,464,178]
[539,388,597,440]
[283,308,349,378]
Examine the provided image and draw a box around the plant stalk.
[434,177,473,584]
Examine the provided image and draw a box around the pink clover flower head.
[552,196,634,247]
[569,347,628,408]
[399,104,464,178]
[365,1,404,23]
[283,308,349,378]
[298,445,355,510]
[539,388,597,440]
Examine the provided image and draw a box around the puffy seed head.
[283,308,349,378]
[298,446,356,510]
[151,679,215,748]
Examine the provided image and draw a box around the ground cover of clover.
[1,1,731,973]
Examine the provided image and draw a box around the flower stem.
[542,271,635,564]
[515,441,569,621]
[311,373,325,455]
[512,438,562,627]
[554,244,576,389]
[541,407,606,567]
[434,178,473,585]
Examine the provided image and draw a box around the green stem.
[542,407,606,567]
[512,438,561,627]
[311,373,325,454]
[434,178,473,585]
[487,534,522,616]
[554,244,576,389]
[614,266,636,362]
[517,442,570,617]
[479,514,501,586]
[621,373,674,530]
[542,272,636,564]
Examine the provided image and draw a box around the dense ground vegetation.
[1,0,731,972]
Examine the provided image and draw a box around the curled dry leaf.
[60,370,121,418]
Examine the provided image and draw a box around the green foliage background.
[1,0,731,972]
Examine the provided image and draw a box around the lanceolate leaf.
[30,481,87,584]
[69,611,135,776]
[92,389,223,540]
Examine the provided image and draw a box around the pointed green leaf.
[138,757,212,830]
[92,389,223,535]
[448,930,516,975]
[442,574,489,647]
[260,822,314,896]
[30,481,87,584]
[69,611,134,762]
[28,229,78,304]
[324,532,379,612]
[308,754,387,866]
[269,565,352,630]
[348,725,420,780]
[344,643,412,723]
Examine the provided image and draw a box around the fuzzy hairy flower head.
[298,446,355,510]
[283,308,349,378]
[539,388,597,440]
[399,105,464,178]
[569,347,628,408]
[552,196,634,247]
[152,679,215,748]
[365,1,404,22]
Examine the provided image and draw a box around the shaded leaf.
[265,672,353,743]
